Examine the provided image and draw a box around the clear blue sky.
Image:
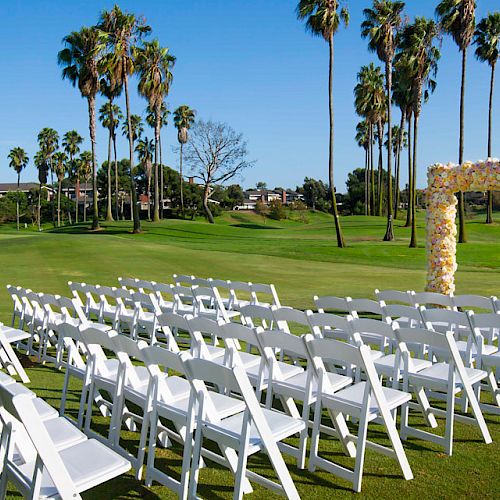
[1,0,498,191]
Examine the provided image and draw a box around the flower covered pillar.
[426,159,500,294]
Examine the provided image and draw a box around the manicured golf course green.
[0,211,498,498]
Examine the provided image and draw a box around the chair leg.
[444,388,455,456]
[415,386,438,428]
[353,406,369,492]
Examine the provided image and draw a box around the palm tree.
[392,55,414,226]
[436,0,476,243]
[136,137,154,220]
[99,100,123,221]
[387,124,407,219]
[396,17,440,248]
[98,5,151,234]
[173,105,196,215]
[58,26,106,230]
[355,120,370,215]
[362,0,405,241]
[34,150,48,231]
[37,127,59,227]
[297,0,349,248]
[354,63,385,217]
[136,39,175,222]
[79,151,92,223]
[8,147,29,231]
[146,102,169,218]
[53,151,68,227]
[474,12,500,224]
[62,130,83,224]
[121,114,144,143]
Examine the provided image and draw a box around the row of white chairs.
[52,309,497,494]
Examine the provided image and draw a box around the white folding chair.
[452,293,497,313]
[410,291,454,309]
[0,382,130,499]
[6,285,24,329]
[151,281,176,313]
[191,286,241,322]
[118,276,156,294]
[314,295,352,315]
[185,357,303,500]
[375,289,412,305]
[250,282,282,308]
[305,334,413,492]
[396,326,492,455]
[0,324,30,383]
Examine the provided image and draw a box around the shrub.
[269,199,286,220]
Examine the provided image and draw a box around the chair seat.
[125,375,191,406]
[0,326,30,343]
[273,371,352,401]
[455,340,497,356]
[323,382,411,419]
[374,354,432,376]
[244,360,303,386]
[5,384,58,421]
[212,350,262,370]
[480,351,500,369]
[202,408,305,453]
[15,439,130,497]
[408,362,487,392]
[43,417,87,450]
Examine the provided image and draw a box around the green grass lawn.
[0,212,498,498]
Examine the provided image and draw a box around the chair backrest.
[6,285,23,313]
[118,277,156,294]
[420,307,471,336]
[348,317,398,343]
[58,296,88,324]
[375,289,412,305]
[382,304,423,327]
[239,304,277,329]
[307,311,352,338]
[0,384,80,498]
[192,286,229,322]
[272,307,310,335]
[173,274,195,286]
[452,294,495,312]
[410,291,454,309]
[348,298,385,318]
[187,316,224,358]
[314,295,352,315]
[152,282,175,310]
[109,334,150,389]
[172,285,196,314]
[258,329,310,363]
[250,282,281,307]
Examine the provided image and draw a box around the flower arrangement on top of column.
[426,158,500,294]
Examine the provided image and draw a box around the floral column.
[426,159,500,294]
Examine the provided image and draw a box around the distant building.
[234,188,304,210]
[0,182,54,200]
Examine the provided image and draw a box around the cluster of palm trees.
[299,0,499,249]
[57,4,195,233]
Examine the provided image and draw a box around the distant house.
[0,182,54,200]
[234,188,304,210]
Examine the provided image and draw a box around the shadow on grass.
[230,223,283,230]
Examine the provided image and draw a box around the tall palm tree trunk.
[75,173,79,224]
[147,176,151,220]
[159,136,164,219]
[88,95,100,230]
[370,124,375,216]
[457,49,467,243]
[405,114,412,227]
[153,111,160,222]
[364,148,369,215]
[486,62,495,224]
[328,37,345,247]
[179,143,185,216]
[383,61,394,241]
[106,127,114,222]
[125,75,141,233]
[394,111,405,220]
[83,179,87,223]
[409,113,419,248]
[50,161,55,228]
[16,173,20,232]
[113,134,120,220]
[377,120,384,216]
[57,182,61,228]
[37,185,42,231]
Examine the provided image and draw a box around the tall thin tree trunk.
[179,142,185,216]
[113,134,120,220]
[37,184,42,231]
[147,176,151,220]
[50,162,55,228]
[394,111,405,220]
[66,157,72,225]
[75,174,79,224]
[405,114,412,227]
[486,62,495,224]
[410,113,419,248]
[457,48,467,242]
[84,178,87,223]
[153,109,160,222]
[377,120,384,217]
[159,136,164,219]
[328,37,345,247]
[106,126,114,222]
[370,124,375,216]
[57,182,61,227]
[16,173,20,231]
[364,148,368,216]
[125,75,141,233]
[88,95,100,230]
[384,60,394,241]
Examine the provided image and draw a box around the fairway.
[0,211,498,322]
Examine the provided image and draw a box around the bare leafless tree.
[183,120,254,223]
